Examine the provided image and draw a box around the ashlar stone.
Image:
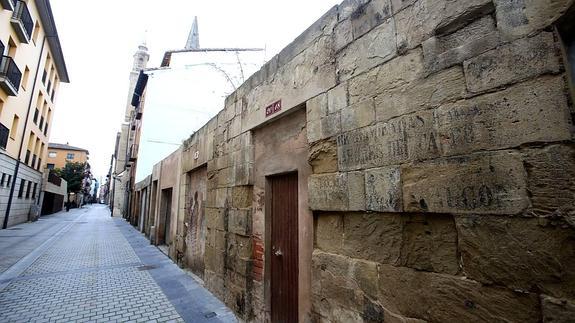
[375,66,466,122]
[348,48,424,104]
[402,151,529,214]
[365,166,402,212]
[435,76,572,157]
[494,0,575,38]
[337,110,439,171]
[422,15,501,75]
[308,172,365,211]
[456,215,575,299]
[341,98,376,132]
[337,17,397,82]
[395,0,494,50]
[464,31,561,93]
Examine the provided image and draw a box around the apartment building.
[0,0,69,228]
[46,142,89,170]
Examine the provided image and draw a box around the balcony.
[0,123,9,150]
[0,56,21,96]
[10,1,33,43]
[1,0,15,11]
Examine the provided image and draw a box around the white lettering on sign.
[265,100,282,117]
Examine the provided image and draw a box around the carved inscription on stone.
[402,152,529,214]
[365,166,402,212]
[337,110,440,171]
[308,173,348,211]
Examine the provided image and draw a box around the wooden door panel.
[270,173,299,323]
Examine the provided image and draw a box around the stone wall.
[131,0,575,321]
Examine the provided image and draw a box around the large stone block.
[341,213,403,264]
[522,145,575,216]
[349,48,424,104]
[456,215,575,299]
[341,98,376,132]
[542,295,575,323]
[315,213,344,254]
[230,186,253,209]
[349,0,393,40]
[228,209,252,236]
[306,93,328,123]
[327,83,348,114]
[337,110,440,171]
[205,207,225,230]
[337,17,397,82]
[422,16,501,75]
[464,31,561,93]
[402,151,529,214]
[377,263,540,322]
[308,139,338,174]
[395,0,494,50]
[435,76,572,157]
[365,166,402,212]
[308,172,365,211]
[375,66,466,122]
[494,0,575,38]
[307,112,342,144]
[400,214,459,274]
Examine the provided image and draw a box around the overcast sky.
[48,0,340,181]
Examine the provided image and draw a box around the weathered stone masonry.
[132,0,575,321]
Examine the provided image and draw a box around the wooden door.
[270,172,299,323]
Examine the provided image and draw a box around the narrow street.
[0,205,236,323]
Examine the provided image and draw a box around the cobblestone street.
[0,205,236,323]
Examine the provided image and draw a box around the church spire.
[185,16,200,50]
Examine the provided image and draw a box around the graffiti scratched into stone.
[337,111,440,171]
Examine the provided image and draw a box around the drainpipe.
[2,36,47,229]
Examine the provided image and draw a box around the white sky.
[48,0,341,180]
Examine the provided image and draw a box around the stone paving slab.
[0,205,236,323]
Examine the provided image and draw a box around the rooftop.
[48,143,89,154]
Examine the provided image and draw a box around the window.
[22,66,30,90]
[32,21,40,44]
[18,179,25,198]
[7,175,11,188]
[66,153,74,160]
[25,181,31,199]
[42,69,47,84]
[43,123,48,136]
[37,158,41,170]
[0,123,9,149]
[10,115,19,139]
[33,108,39,124]
[32,182,37,199]
[48,151,56,158]
[24,149,30,164]
[0,100,4,117]
[46,163,54,170]
[0,173,5,186]
[39,116,44,130]
[7,37,16,57]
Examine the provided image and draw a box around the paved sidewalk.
[0,205,236,323]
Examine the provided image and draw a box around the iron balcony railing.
[0,56,22,95]
[0,0,16,11]
[48,171,62,186]
[0,123,9,150]
[12,0,33,42]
